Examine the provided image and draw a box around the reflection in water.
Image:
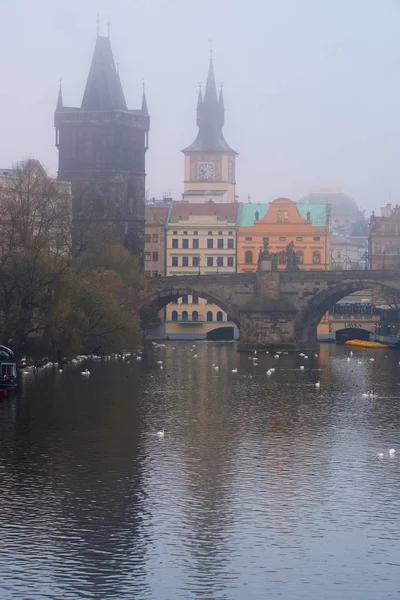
[0,344,400,599]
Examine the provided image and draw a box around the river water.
[0,343,400,599]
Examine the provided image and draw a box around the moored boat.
[0,345,18,390]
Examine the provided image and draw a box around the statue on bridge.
[258,238,279,272]
[285,241,300,271]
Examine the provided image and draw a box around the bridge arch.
[139,285,240,326]
[294,277,400,345]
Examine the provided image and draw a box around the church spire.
[56,79,63,111]
[81,35,127,110]
[182,53,236,154]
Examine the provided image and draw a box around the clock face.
[199,163,214,180]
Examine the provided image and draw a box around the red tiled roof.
[146,206,170,225]
[169,202,238,222]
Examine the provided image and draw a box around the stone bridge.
[138,269,400,350]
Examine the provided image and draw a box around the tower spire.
[141,79,148,114]
[56,79,63,111]
[218,83,224,126]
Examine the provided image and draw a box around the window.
[171,310,178,322]
[152,251,159,262]
[245,250,253,264]
[279,237,286,241]
[277,210,282,222]
[313,237,320,241]
[152,270,159,277]
[217,239,224,249]
[207,257,213,267]
[217,257,224,267]
[218,230,223,235]
[227,256,234,267]
[145,252,151,261]
[172,256,178,267]
[181,295,188,304]
[145,234,151,243]
[208,231,213,235]
[193,239,199,249]
[192,310,199,321]
[313,251,321,264]
[337,251,342,259]
[283,210,288,222]
[192,257,200,267]
[182,310,188,321]
[145,270,151,278]
[216,311,223,322]
[227,239,234,249]
[296,237,303,241]
[296,251,304,264]
[182,238,189,249]
[173,230,178,235]
[207,311,213,322]
[182,256,189,266]
[152,234,158,243]
[172,238,178,249]
[245,236,252,241]
[183,231,188,235]
[192,293,199,304]
[193,230,198,235]
[278,251,286,265]
[228,231,233,235]
[207,238,213,248]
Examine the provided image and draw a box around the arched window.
[277,210,282,222]
[278,251,286,265]
[192,310,199,321]
[245,250,253,264]
[182,310,188,321]
[313,251,321,265]
[296,250,304,265]
[216,311,223,322]
[171,310,178,322]
[207,311,213,322]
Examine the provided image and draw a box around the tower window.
[277,210,282,223]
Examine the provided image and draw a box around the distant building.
[54,32,149,265]
[369,204,400,269]
[182,56,237,204]
[299,187,365,234]
[237,198,330,272]
[164,202,239,339]
[330,233,368,270]
[144,205,170,277]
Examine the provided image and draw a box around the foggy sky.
[1,0,400,213]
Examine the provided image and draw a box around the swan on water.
[193,354,198,358]
[299,365,305,370]
[389,448,396,456]
[315,381,320,388]
[136,356,142,361]
[254,350,257,355]
[274,354,279,359]
[347,357,351,362]
[314,354,318,358]
[369,358,375,362]
[350,351,353,357]
[157,428,165,438]
[157,360,163,364]
[378,452,384,459]
[81,369,90,376]
[231,368,238,373]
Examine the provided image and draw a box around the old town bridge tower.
[54,32,150,266]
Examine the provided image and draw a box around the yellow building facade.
[165,202,239,339]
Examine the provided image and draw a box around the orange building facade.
[237,198,331,334]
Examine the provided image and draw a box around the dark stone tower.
[54,34,149,266]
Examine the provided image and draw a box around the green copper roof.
[237,203,330,227]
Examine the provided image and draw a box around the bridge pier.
[238,308,318,352]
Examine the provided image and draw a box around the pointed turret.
[183,54,236,154]
[81,35,127,110]
[56,80,63,111]
[141,82,149,114]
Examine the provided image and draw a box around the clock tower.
[182,55,238,203]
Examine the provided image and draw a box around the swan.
[81,369,90,376]
[347,357,351,362]
[350,351,353,357]
[369,358,375,362]
[362,392,370,398]
[358,360,362,365]
[315,381,320,388]
[136,356,142,361]
[389,448,396,456]
[254,350,257,355]
[157,428,165,438]
[314,354,318,358]
[266,369,272,376]
[157,360,163,364]
[269,368,276,373]
[299,365,305,370]
[274,354,279,359]
[304,355,308,359]
[231,368,238,373]
[193,354,198,358]
[378,452,384,459]
[214,366,219,371]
